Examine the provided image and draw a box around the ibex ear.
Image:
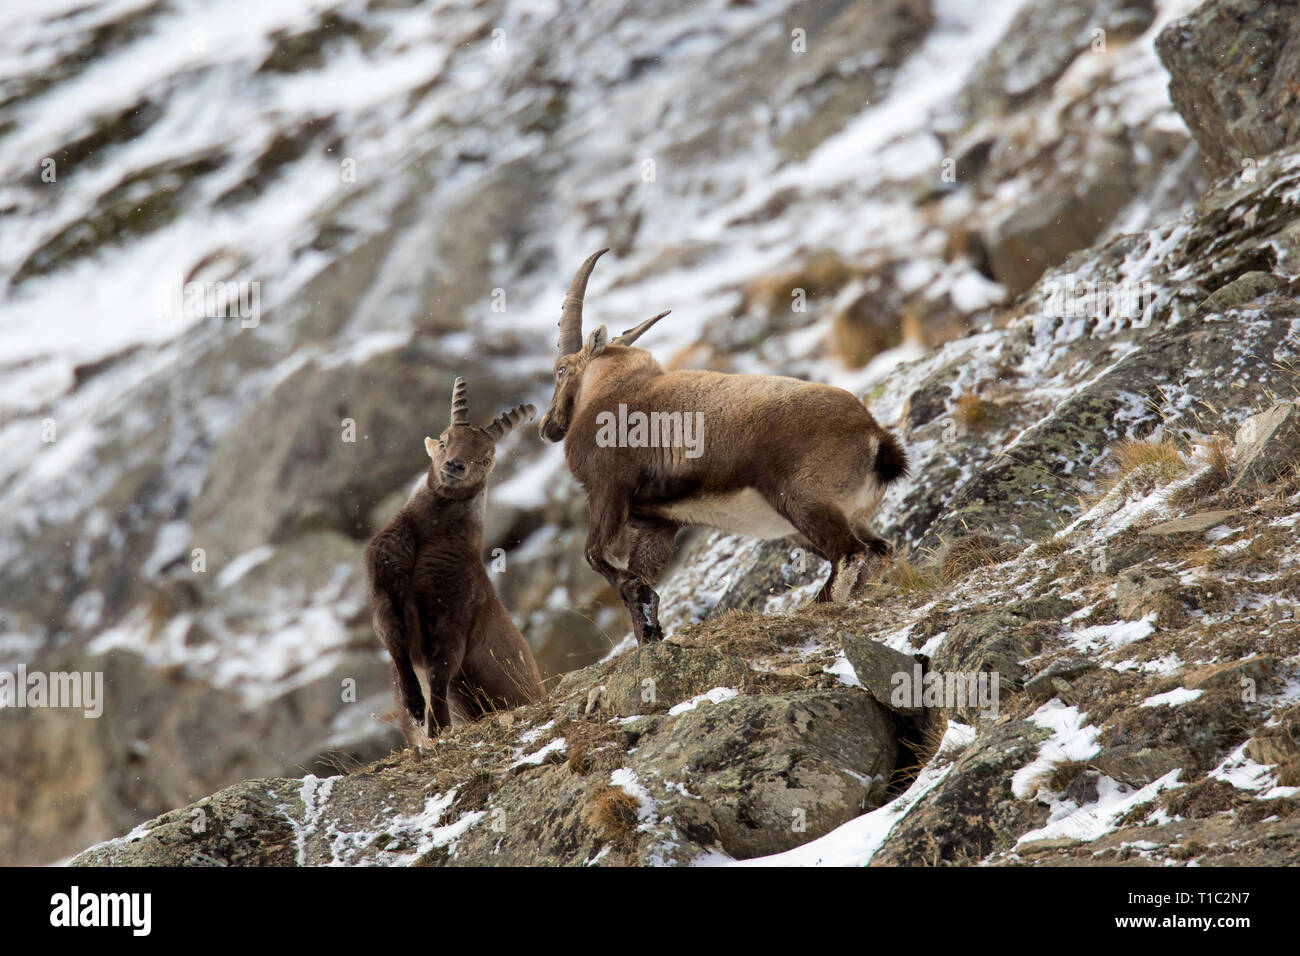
[586,325,608,357]
[424,437,437,460]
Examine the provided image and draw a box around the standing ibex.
[539,249,908,644]
[365,378,543,738]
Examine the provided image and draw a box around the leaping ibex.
[365,378,543,738]
[539,249,908,644]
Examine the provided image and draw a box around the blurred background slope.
[0,0,1203,864]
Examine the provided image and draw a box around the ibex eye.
[557,366,567,378]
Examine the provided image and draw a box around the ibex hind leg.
[776,495,864,603]
[457,645,542,717]
[450,677,492,723]
[830,521,893,604]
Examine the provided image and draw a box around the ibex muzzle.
[365,378,543,738]
[540,250,908,644]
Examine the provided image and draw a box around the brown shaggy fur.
[364,380,543,738]
[538,250,908,644]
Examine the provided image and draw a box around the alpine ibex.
[365,378,543,738]
[539,249,908,644]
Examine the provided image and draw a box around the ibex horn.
[451,377,470,426]
[557,248,608,356]
[612,310,671,347]
[487,403,537,441]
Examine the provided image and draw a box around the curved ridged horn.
[451,377,470,426]
[557,248,608,355]
[486,403,536,441]
[611,310,671,347]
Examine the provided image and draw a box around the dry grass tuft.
[1276,759,1300,788]
[1186,525,1282,575]
[680,609,818,661]
[1200,435,1234,483]
[939,534,1016,582]
[887,557,941,594]
[1160,778,1248,819]
[563,719,622,776]
[1171,435,1234,506]
[1111,436,1186,482]
[953,393,1000,431]
[1184,544,1224,571]
[370,696,560,792]
[316,749,369,777]
[1246,527,1286,564]
[1169,840,1208,861]
[1081,436,1190,513]
[582,785,641,850]
[1027,526,1077,558]
[1117,799,1155,827]
[1024,758,1090,795]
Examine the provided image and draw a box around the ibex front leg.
[585,493,664,644]
[424,627,468,735]
[371,593,425,731]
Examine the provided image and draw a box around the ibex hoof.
[830,550,890,604]
[633,588,662,644]
[637,625,664,645]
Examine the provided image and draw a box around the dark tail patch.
[874,431,908,483]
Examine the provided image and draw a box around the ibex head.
[538,248,671,442]
[426,377,535,497]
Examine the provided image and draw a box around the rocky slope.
[3,0,1297,865]
[63,0,1300,867]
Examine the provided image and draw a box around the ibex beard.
[539,249,909,645]
[364,377,543,740]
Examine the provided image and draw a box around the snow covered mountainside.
[5,0,1300,866]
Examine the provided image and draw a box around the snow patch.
[667,686,739,716]
[1141,687,1203,708]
